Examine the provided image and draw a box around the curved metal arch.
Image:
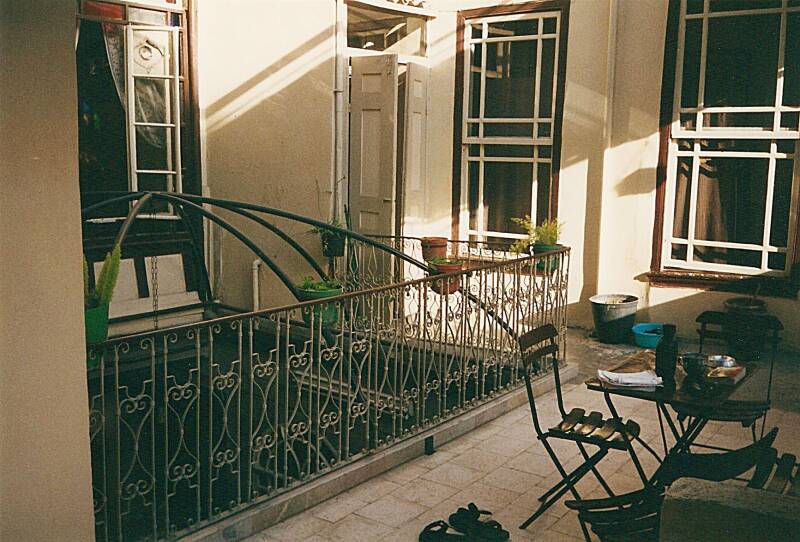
[173,193,428,270]
[197,199,327,280]
[149,193,303,299]
[82,191,326,280]
[82,191,301,300]
[81,191,518,340]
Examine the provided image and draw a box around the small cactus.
[84,244,121,308]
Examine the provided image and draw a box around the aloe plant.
[84,244,121,308]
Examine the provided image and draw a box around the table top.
[585,350,757,412]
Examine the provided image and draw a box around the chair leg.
[520,440,605,542]
[577,442,616,498]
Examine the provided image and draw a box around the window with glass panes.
[662,0,800,276]
[76,0,191,218]
[459,9,562,247]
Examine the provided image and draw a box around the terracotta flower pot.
[421,237,448,261]
[430,262,463,295]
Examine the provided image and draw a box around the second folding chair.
[517,324,659,540]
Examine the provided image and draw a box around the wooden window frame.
[650,0,800,298]
[79,0,204,258]
[77,0,202,222]
[450,0,570,241]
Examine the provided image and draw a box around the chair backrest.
[568,489,663,542]
[518,323,564,436]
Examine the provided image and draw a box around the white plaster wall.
[0,1,96,539]
[193,0,799,347]
[425,0,800,349]
[197,0,336,310]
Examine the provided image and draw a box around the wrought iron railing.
[86,244,569,542]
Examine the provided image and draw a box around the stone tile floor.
[243,330,800,542]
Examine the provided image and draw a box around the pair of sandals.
[419,503,510,541]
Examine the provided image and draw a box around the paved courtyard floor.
[243,330,800,542]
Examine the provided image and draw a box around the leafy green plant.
[297,276,342,291]
[509,215,536,254]
[534,218,563,246]
[508,216,564,253]
[427,257,462,265]
[84,244,121,308]
[308,219,345,239]
[427,257,463,274]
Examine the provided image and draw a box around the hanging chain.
[151,254,159,330]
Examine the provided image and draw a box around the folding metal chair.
[517,324,658,540]
[673,310,783,449]
[565,428,783,542]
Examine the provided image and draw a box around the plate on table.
[705,356,745,385]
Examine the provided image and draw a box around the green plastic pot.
[85,303,110,345]
[298,287,343,327]
[322,234,345,257]
[532,244,562,272]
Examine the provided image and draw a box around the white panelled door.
[400,61,429,237]
[349,54,399,236]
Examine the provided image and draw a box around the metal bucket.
[590,294,639,344]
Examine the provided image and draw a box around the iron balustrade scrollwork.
[86,245,569,541]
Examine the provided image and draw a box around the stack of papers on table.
[597,369,663,390]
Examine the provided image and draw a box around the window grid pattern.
[460,11,560,244]
[78,0,186,219]
[664,0,800,276]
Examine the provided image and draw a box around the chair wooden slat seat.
[557,407,585,432]
[548,416,640,450]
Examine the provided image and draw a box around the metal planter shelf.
[86,228,569,542]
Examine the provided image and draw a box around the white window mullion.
[460,31,473,240]
[686,144,701,263]
[761,5,787,270]
[171,27,183,194]
[695,0,709,131]
[125,24,139,194]
[787,149,800,272]
[663,140,680,258]
[479,22,487,139]
[550,13,560,122]
[477,152,485,242]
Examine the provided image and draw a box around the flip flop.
[448,503,510,541]
[419,520,467,541]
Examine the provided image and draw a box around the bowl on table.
[632,323,664,348]
[708,355,738,368]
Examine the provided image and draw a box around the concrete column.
[0,1,96,541]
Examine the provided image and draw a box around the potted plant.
[296,276,344,326]
[421,236,448,261]
[531,218,564,254]
[310,219,346,258]
[84,244,121,345]
[510,216,564,271]
[427,257,464,295]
